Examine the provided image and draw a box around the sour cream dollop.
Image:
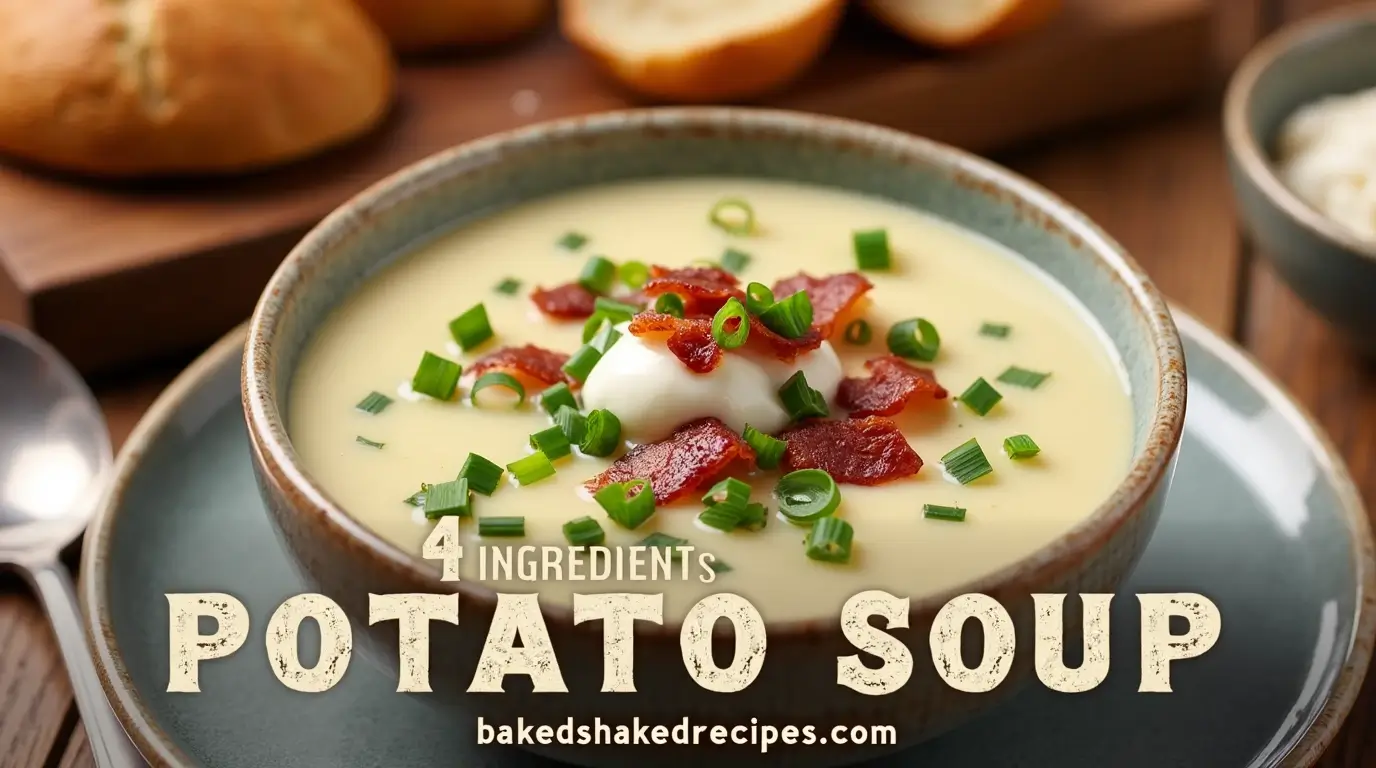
[581,333,844,444]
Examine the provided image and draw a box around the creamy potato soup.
[289,178,1134,622]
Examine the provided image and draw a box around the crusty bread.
[561,0,845,102]
[0,0,395,177]
[354,0,552,52]
[864,0,1062,49]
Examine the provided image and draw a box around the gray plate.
[84,310,1375,768]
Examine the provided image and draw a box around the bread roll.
[863,0,1062,49]
[354,0,552,52]
[0,0,395,177]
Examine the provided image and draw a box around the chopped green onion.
[959,378,1003,416]
[844,320,872,346]
[711,297,751,350]
[579,256,617,295]
[621,261,650,289]
[507,452,556,486]
[356,436,385,449]
[494,278,522,295]
[998,366,1052,389]
[759,291,813,339]
[587,320,622,354]
[424,479,471,519]
[563,516,605,546]
[721,248,751,274]
[448,304,493,352]
[638,531,689,551]
[595,479,655,529]
[739,502,768,532]
[402,483,432,507]
[411,352,462,401]
[709,198,755,236]
[1004,434,1041,460]
[923,504,967,522]
[540,382,578,416]
[778,371,829,421]
[979,322,1011,338]
[459,453,504,495]
[479,517,525,537]
[562,344,603,384]
[355,391,393,415]
[594,296,640,318]
[805,517,854,563]
[745,283,775,316]
[702,477,751,510]
[942,438,993,485]
[529,426,572,460]
[853,229,891,270]
[470,372,525,408]
[886,318,940,362]
[776,469,841,525]
[554,405,588,445]
[580,409,622,457]
[655,293,685,318]
[742,424,786,469]
[699,505,744,532]
[558,231,589,251]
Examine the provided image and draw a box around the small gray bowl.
[1225,4,1376,349]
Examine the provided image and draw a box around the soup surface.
[290,178,1134,622]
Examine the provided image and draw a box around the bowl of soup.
[243,108,1186,766]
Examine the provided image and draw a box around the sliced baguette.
[353,0,552,52]
[863,0,1062,49]
[561,0,845,102]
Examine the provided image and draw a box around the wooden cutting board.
[0,0,1212,375]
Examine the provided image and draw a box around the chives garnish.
[594,296,640,318]
[411,352,462,400]
[699,505,744,532]
[775,469,841,525]
[402,483,431,507]
[843,319,872,346]
[562,344,603,384]
[558,231,589,251]
[655,293,685,318]
[588,321,622,355]
[741,424,787,469]
[923,504,967,522]
[711,297,751,350]
[942,438,993,485]
[595,479,656,529]
[998,366,1052,389]
[479,517,525,537]
[979,322,1011,338]
[580,409,622,457]
[529,425,572,460]
[702,477,751,510]
[355,391,393,415]
[709,198,755,236]
[745,282,775,316]
[853,229,891,270]
[739,502,768,532]
[554,405,588,445]
[579,256,617,295]
[1004,434,1041,460]
[759,291,814,339]
[449,303,494,352]
[470,372,525,408]
[886,318,940,362]
[959,378,1003,416]
[459,453,504,495]
[638,531,689,551]
[494,278,522,295]
[563,516,606,546]
[424,478,471,519]
[540,382,578,416]
[620,260,650,289]
[778,371,829,421]
[507,451,556,486]
[805,517,854,563]
[721,248,751,274]
[356,436,385,449]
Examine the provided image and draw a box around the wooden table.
[3,0,1372,764]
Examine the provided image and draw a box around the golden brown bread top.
[353,0,552,52]
[0,0,396,177]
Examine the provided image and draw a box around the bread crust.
[0,0,396,177]
[354,0,552,52]
[863,0,1063,49]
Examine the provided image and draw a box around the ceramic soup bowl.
[242,108,1187,767]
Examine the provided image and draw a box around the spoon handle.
[26,561,147,768]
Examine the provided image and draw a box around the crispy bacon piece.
[838,356,949,417]
[772,272,874,335]
[469,345,574,387]
[782,417,922,485]
[745,317,825,362]
[628,313,722,373]
[531,282,598,320]
[585,418,756,504]
[642,266,744,316]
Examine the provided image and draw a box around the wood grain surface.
[5,0,1376,765]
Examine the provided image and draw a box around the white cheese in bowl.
[1275,86,1376,242]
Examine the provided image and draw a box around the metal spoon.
[0,323,145,767]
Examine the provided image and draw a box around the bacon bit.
[745,316,825,362]
[531,282,598,320]
[782,417,922,485]
[642,266,744,316]
[772,272,874,335]
[585,418,756,504]
[838,356,949,417]
[628,313,722,373]
[469,345,574,387]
